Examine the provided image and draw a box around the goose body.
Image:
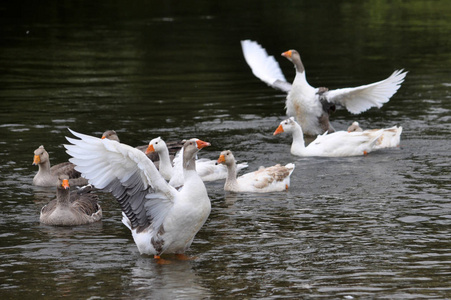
[347,121,403,149]
[146,137,248,187]
[40,175,102,226]
[32,145,88,187]
[241,40,407,136]
[274,117,383,157]
[65,130,211,258]
[217,150,295,193]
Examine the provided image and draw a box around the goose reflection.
[127,257,212,299]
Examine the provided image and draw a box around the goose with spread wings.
[241,40,407,136]
[65,129,211,260]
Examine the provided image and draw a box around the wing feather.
[64,128,178,233]
[325,70,407,114]
[241,40,292,93]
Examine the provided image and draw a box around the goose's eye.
[155,142,158,144]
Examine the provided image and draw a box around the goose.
[32,145,88,187]
[101,130,183,162]
[241,40,407,136]
[40,175,102,226]
[274,117,383,157]
[145,137,176,181]
[217,150,295,193]
[347,121,403,149]
[146,137,249,186]
[65,129,212,260]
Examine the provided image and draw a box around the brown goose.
[101,130,183,162]
[40,175,102,226]
[32,145,88,187]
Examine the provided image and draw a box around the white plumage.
[65,129,211,259]
[274,117,383,157]
[241,39,407,135]
[347,121,403,149]
[324,69,407,114]
[240,40,291,92]
[146,136,248,187]
[217,150,295,193]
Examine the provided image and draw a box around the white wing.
[241,40,292,93]
[325,70,407,114]
[64,129,177,232]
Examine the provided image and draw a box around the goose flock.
[31,39,406,261]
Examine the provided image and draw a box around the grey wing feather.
[103,170,154,233]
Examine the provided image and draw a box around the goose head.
[273,117,297,136]
[281,49,305,73]
[57,174,70,190]
[183,138,211,170]
[347,121,363,133]
[101,130,120,142]
[217,150,236,167]
[145,137,167,155]
[33,145,48,165]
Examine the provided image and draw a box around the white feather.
[325,70,408,114]
[274,117,383,157]
[64,129,211,257]
[241,40,291,92]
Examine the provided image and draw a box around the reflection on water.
[1,0,451,299]
[127,257,212,299]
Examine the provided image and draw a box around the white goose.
[241,40,407,136]
[145,137,175,181]
[347,121,403,149]
[274,117,383,157]
[217,150,295,193]
[146,137,249,187]
[65,129,211,260]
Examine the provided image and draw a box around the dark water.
[1,0,451,299]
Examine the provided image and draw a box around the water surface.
[1,0,450,299]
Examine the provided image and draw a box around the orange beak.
[33,155,40,165]
[273,124,284,135]
[62,179,70,189]
[217,154,225,164]
[101,135,106,139]
[145,144,155,154]
[196,140,211,149]
[281,50,292,58]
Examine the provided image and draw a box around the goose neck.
[56,188,71,207]
[224,162,238,189]
[291,123,306,150]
